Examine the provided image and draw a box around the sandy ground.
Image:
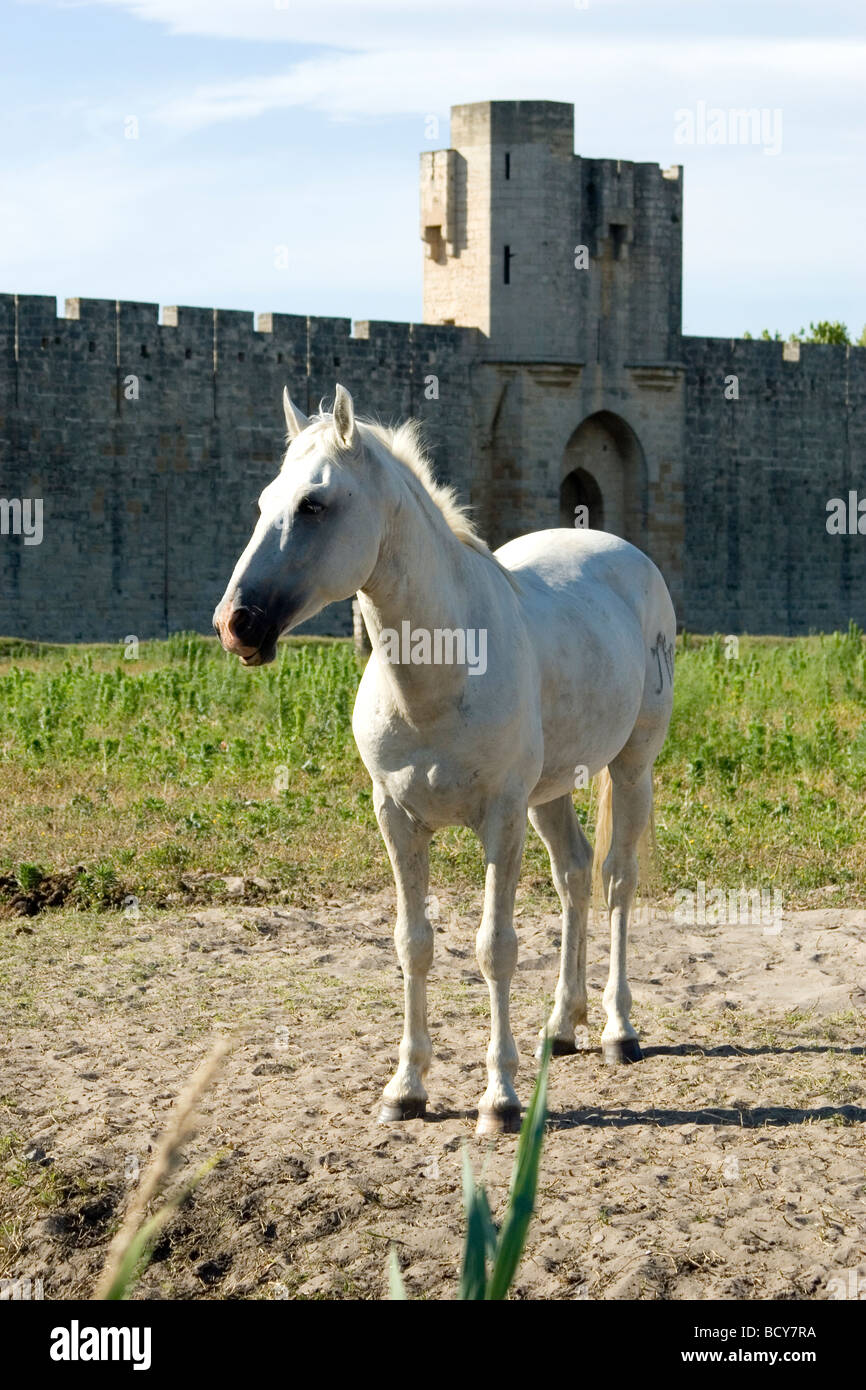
[1,890,865,1301]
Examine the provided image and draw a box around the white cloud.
[137,37,866,132]
[17,3,866,152]
[36,0,866,47]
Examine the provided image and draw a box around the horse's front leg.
[375,791,434,1122]
[475,795,527,1135]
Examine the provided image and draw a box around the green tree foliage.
[743,321,863,345]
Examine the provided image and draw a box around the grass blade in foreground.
[94,1036,231,1300]
[389,1247,408,1300]
[458,1147,496,1300]
[99,1152,227,1301]
[484,1035,551,1300]
[459,1035,551,1300]
[389,1038,551,1300]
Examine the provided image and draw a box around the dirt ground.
[1,889,865,1301]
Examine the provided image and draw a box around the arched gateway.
[559,412,648,549]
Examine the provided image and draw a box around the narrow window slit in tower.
[609,223,627,260]
[504,152,510,179]
[504,245,512,284]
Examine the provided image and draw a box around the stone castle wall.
[2,301,862,644]
[682,335,866,635]
[0,294,479,643]
[422,101,683,367]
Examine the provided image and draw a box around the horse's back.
[494,528,675,796]
[495,528,673,640]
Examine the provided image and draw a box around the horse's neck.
[358,470,480,711]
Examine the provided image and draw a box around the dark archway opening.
[560,411,648,548]
[560,467,604,530]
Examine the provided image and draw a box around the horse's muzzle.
[213,603,279,666]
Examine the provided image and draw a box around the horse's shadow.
[552,1042,866,1129]
[422,1043,866,1128]
[547,1104,866,1130]
[424,1102,866,1128]
[642,1043,866,1058]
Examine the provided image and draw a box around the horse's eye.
[297,496,325,516]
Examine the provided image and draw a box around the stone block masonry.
[683,337,866,635]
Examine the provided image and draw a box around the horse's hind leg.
[529,795,592,1055]
[600,764,653,1065]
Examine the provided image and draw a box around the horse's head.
[214,384,382,665]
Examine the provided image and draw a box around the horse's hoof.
[602,1038,643,1065]
[476,1106,522,1136]
[536,1036,578,1059]
[378,1098,426,1123]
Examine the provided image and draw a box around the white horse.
[214,385,675,1134]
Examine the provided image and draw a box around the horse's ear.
[283,386,308,441]
[333,383,356,448]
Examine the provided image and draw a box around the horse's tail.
[590,767,658,911]
[590,767,613,910]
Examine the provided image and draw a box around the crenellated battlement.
[1,292,475,368]
[0,293,480,434]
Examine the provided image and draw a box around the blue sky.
[1,0,864,339]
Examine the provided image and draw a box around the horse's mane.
[362,419,480,544]
[306,408,521,593]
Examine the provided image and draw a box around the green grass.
[0,626,864,913]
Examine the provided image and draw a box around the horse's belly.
[531,720,636,805]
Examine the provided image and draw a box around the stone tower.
[421,100,683,362]
[421,100,687,615]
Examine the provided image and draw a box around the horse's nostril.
[228,606,253,642]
